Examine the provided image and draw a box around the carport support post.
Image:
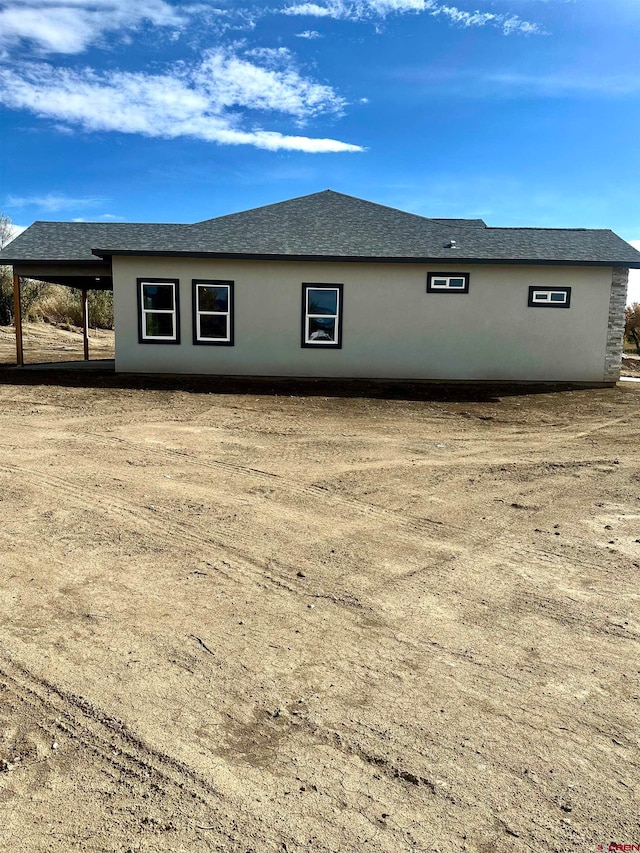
[81,288,89,361]
[12,272,23,367]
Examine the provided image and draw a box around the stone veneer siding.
[604,267,629,382]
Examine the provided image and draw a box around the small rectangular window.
[427,272,470,294]
[137,279,180,343]
[302,284,343,348]
[193,280,234,345]
[528,287,571,308]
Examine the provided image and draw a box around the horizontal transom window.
[528,286,571,308]
[302,284,343,348]
[193,280,234,345]
[427,272,469,294]
[137,279,180,343]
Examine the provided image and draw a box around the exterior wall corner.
[603,267,628,382]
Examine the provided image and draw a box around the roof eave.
[1,256,109,265]
[93,249,640,268]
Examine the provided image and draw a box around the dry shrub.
[0,266,12,325]
[87,289,114,329]
[24,284,113,329]
[28,285,83,325]
[625,303,640,354]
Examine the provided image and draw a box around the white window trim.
[427,272,469,294]
[531,290,568,304]
[140,280,178,341]
[303,284,342,347]
[528,286,571,308]
[431,276,465,289]
[195,282,232,343]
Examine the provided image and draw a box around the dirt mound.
[621,355,640,375]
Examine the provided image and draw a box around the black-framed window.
[192,280,234,345]
[528,286,571,308]
[137,279,180,343]
[302,284,343,348]
[427,272,470,294]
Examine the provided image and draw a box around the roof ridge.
[311,189,443,225]
[193,190,337,225]
[488,226,610,232]
[193,189,453,227]
[29,219,190,227]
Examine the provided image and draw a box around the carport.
[10,259,112,366]
[1,219,121,366]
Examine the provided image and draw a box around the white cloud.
[244,46,294,66]
[295,29,323,37]
[501,16,540,36]
[285,3,336,16]
[442,2,542,35]
[192,48,345,118]
[0,49,364,153]
[72,213,126,222]
[483,71,639,96]
[0,0,187,55]
[283,0,543,34]
[7,193,108,211]
[393,67,639,98]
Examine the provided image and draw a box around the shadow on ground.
[0,361,614,403]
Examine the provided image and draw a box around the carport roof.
[3,190,640,267]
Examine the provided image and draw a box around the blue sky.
[1,0,639,300]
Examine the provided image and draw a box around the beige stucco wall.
[112,256,613,381]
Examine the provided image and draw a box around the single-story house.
[3,190,640,383]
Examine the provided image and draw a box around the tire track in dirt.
[0,462,300,600]
[0,467,490,846]
[76,430,634,548]
[513,545,618,574]
[79,429,456,539]
[0,462,364,612]
[0,653,307,851]
[0,652,467,853]
[507,585,640,641]
[8,417,627,546]
[3,443,610,626]
[569,414,634,440]
[0,654,220,803]
[0,645,590,853]
[0,416,457,542]
[6,412,460,527]
[479,458,622,479]
[0,427,513,617]
[0,460,520,674]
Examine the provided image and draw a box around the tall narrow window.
[138,279,179,343]
[193,280,234,345]
[302,284,343,348]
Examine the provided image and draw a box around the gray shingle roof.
[3,190,640,267]
[429,218,487,227]
[0,222,191,263]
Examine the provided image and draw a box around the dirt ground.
[0,325,638,853]
[0,323,115,367]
